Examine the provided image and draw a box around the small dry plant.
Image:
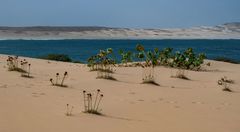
[65,104,74,116]
[50,71,68,87]
[7,56,27,73]
[96,65,116,81]
[142,66,159,86]
[218,76,234,92]
[171,68,189,80]
[21,62,33,78]
[82,89,104,115]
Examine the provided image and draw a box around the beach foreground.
[0,54,240,132]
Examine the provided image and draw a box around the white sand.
[0,23,240,40]
[0,54,240,132]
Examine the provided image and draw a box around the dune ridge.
[0,23,240,40]
[0,54,240,132]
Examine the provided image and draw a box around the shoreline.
[1,38,240,41]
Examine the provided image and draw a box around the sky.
[0,0,239,28]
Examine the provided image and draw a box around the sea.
[0,39,239,63]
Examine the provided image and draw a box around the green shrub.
[40,54,72,62]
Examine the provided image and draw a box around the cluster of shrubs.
[87,44,206,84]
[88,44,206,70]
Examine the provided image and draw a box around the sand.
[0,54,240,132]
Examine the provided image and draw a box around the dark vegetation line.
[38,51,239,65]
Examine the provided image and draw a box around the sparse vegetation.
[135,44,160,85]
[7,56,34,78]
[21,63,33,78]
[86,45,206,84]
[218,76,234,85]
[87,48,117,80]
[171,68,189,80]
[218,76,233,92]
[7,56,27,73]
[82,89,103,115]
[119,49,133,66]
[40,54,72,62]
[50,72,68,87]
[65,104,74,116]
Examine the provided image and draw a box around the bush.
[40,54,72,62]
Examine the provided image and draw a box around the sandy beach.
[0,54,240,132]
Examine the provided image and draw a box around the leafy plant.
[119,49,133,66]
[87,48,116,80]
[171,48,206,70]
[170,48,206,79]
[135,44,160,85]
[158,48,173,65]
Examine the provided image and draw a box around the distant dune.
[0,23,240,40]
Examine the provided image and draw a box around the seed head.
[64,71,68,76]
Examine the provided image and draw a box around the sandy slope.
[0,54,240,132]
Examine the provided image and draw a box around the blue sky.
[0,0,239,28]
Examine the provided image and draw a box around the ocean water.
[0,39,239,63]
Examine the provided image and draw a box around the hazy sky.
[0,0,239,28]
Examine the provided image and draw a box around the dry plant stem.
[50,79,54,85]
[83,91,87,111]
[96,95,103,111]
[28,64,31,77]
[70,106,74,115]
[56,73,59,85]
[61,72,68,86]
[93,90,100,110]
[66,104,69,115]
[61,76,66,86]
[90,94,93,110]
[87,94,90,111]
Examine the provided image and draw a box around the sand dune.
[0,54,240,132]
[0,23,240,40]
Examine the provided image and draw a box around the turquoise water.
[0,39,239,63]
